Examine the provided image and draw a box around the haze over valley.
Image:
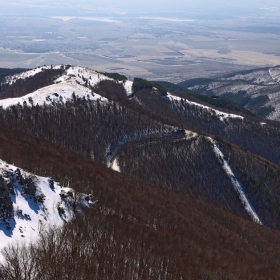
[1,1,280,82]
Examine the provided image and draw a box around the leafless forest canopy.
[0,68,280,279]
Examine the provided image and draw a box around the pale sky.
[1,0,280,17]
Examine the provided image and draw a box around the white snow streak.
[123,80,133,96]
[207,137,262,225]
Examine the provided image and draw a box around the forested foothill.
[1,129,280,279]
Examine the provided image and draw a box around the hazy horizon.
[1,1,280,81]
[1,0,280,18]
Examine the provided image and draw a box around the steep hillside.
[1,65,280,278]
[115,133,280,227]
[152,80,255,116]
[179,66,280,120]
[1,129,280,279]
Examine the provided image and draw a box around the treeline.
[1,95,280,227]
[99,72,127,82]
[219,140,280,227]
[132,78,167,96]
[223,91,274,118]
[190,94,255,116]
[0,68,26,77]
[1,210,187,280]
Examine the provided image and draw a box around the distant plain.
[1,15,280,82]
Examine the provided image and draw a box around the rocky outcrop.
[0,176,13,220]
[15,169,37,196]
[23,178,37,196]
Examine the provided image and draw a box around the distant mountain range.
[177,66,280,120]
[0,65,280,279]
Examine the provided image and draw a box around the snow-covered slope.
[0,65,138,109]
[0,159,94,262]
[0,65,114,108]
[0,82,107,108]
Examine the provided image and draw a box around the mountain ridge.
[0,64,280,278]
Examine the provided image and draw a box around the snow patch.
[184,130,198,140]
[111,158,121,172]
[123,80,133,96]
